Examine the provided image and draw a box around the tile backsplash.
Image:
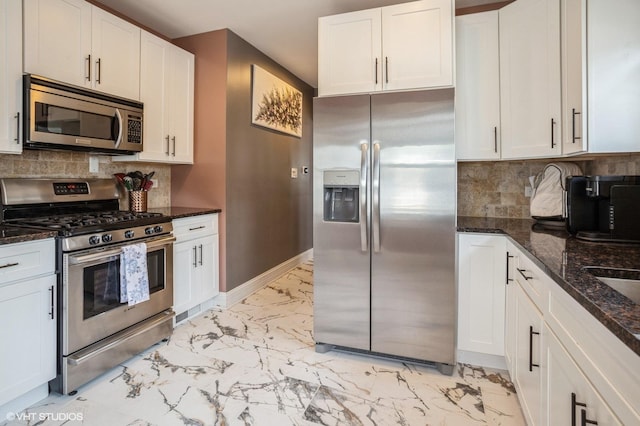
[457,153,640,218]
[0,150,171,208]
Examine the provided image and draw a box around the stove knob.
[145,227,154,235]
[154,225,163,233]
[89,235,101,245]
[124,230,135,239]
[102,234,113,243]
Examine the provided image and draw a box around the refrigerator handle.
[372,142,381,253]
[360,143,369,252]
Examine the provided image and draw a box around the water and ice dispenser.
[323,170,360,223]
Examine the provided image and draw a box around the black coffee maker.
[566,175,640,243]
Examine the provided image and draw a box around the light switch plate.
[291,168,298,178]
[89,156,99,173]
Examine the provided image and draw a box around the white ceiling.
[95,0,497,88]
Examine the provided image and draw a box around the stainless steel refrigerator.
[312,89,456,374]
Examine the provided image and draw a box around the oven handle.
[67,311,174,366]
[68,236,175,265]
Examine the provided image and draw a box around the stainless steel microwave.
[23,74,143,155]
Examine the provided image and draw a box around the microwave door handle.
[113,109,123,148]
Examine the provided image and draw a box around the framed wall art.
[251,64,303,137]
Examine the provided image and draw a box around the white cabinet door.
[500,0,561,159]
[24,0,139,100]
[455,11,501,160]
[318,8,381,96]
[23,0,92,88]
[197,234,219,302]
[173,241,196,316]
[0,0,22,154]
[561,0,587,155]
[545,325,621,426]
[514,282,544,426]
[585,0,640,153]
[91,7,140,100]
[0,275,56,406]
[168,46,195,164]
[137,31,171,162]
[117,31,193,164]
[457,234,506,356]
[382,0,452,91]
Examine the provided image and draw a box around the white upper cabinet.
[381,0,453,91]
[318,8,381,96]
[499,0,562,159]
[563,0,640,154]
[0,0,22,154]
[89,7,140,100]
[24,0,140,100]
[318,0,453,96]
[115,31,194,164]
[455,11,501,160]
[560,0,586,155]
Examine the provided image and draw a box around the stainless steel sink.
[583,267,640,304]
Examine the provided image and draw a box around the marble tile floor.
[3,261,525,425]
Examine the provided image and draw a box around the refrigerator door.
[313,95,371,351]
[370,89,456,364]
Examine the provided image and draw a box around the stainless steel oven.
[0,178,175,395]
[60,235,174,393]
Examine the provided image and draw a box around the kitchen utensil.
[123,176,133,191]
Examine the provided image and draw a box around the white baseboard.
[457,349,508,371]
[217,249,313,309]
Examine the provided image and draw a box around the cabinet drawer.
[514,250,548,311]
[0,239,55,286]
[173,214,218,242]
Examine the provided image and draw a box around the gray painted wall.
[225,31,314,291]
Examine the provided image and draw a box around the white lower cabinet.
[0,239,56,416]
[545,325,621,425]
[173,214,219,323]
[457,233,506,367]
[513,281,544,426]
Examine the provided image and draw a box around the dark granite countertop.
[458,216,640,356]
[0,226,58,245]
[148,206,222,219]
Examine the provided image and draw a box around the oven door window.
[83,249,166,319]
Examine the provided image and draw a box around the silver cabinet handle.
[385,57,389,84]
[360,143,369,252]
[96,58,102,84]
[0,262,19,269]
[494,126,498,153]
[49,285,55,320]
[517,267,533,281]
[193,246,198,267]
[374,58,378,84]
[372,142,381,253]
[165,135,170,155]
[171,136,176,156]
[551,118,556,148]
[188,226,206,231]
[198,244,203,265]
[14,112,19,143]
[86,54,92,81]
[572,108,582,143]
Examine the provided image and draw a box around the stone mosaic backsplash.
[458,153,640,219]
[0,150,171,209]
[2,150,639,219]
